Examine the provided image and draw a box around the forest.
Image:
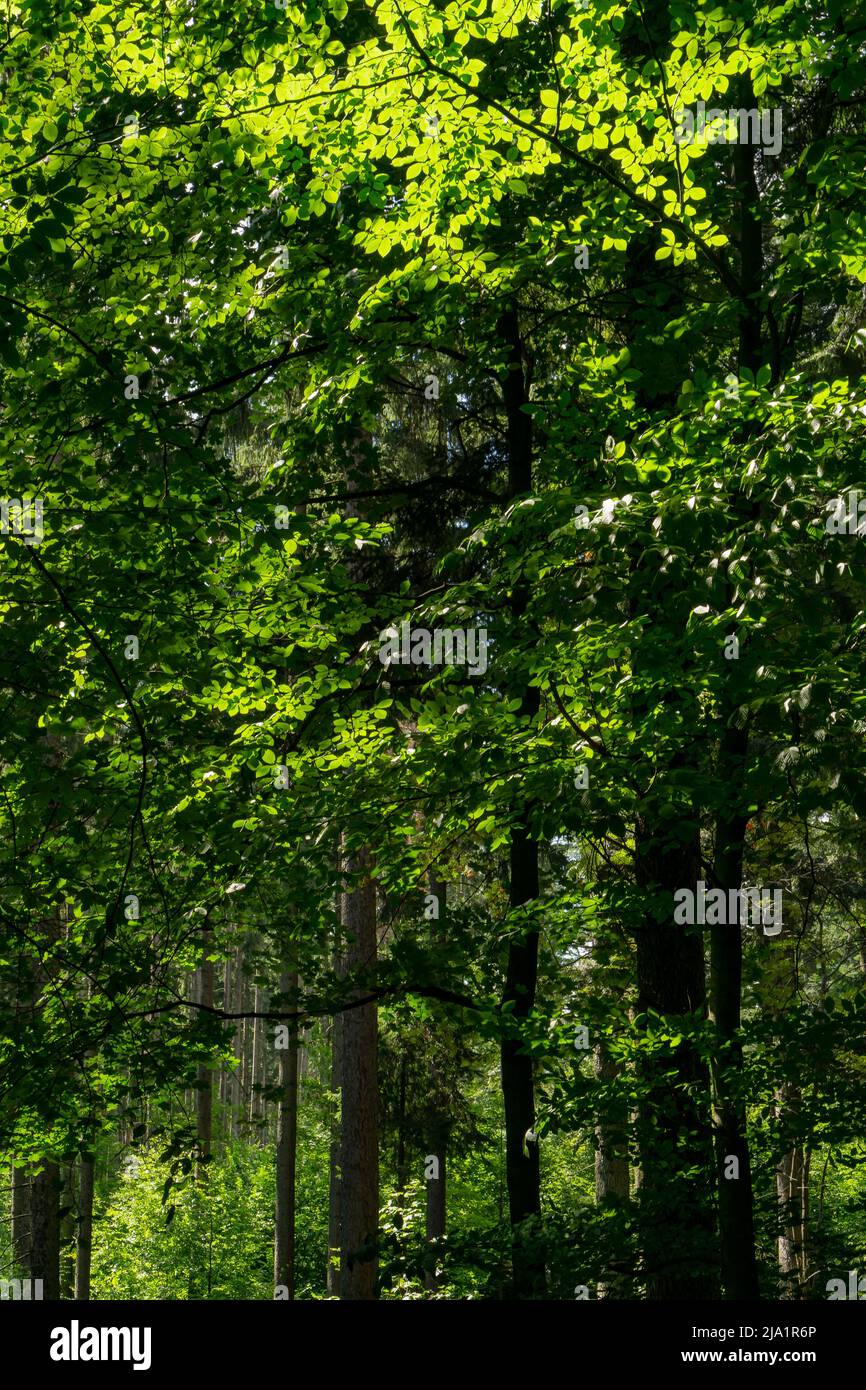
[1,0,866,1311]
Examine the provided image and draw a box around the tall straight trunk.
[501,818,542,1290]
[21,914,62,1299]
[219,957,231,1118]
[250,985,263,1125]
[396,1056,409,1196]
[11,1166,30,1271]
[59,1164,75,1298]
[339,844,378,1299]
[425,873,448,1293]
[425,1148,446,1243]
[703,75,763,1300]
[498,302,544,1297]
[29,1161,60,1299]
[259,986,270,1107]
[335,451,379,1300]
[327,884,343,1299]
[75,1154,94,1301]
[424,1107,448,1294]
[326,1008,342,1298]
[610,40,715,1298]
[776,1084,809,1297]
[274,970,299,1298]
[772,937,809,1296]
[231,946,243,1141]
[196,922,214,1177]
[634,818,717,1298]
[239,979,251,1131]
[710,747,760,1299]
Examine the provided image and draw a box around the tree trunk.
[75,1154,94,1301]
[196,923,214,1178]
[776,1082,809,1298]
[336,453,379,1301]
[700,80,766,1298]
[11,1166,30,1272]
[219,956,231,1120]
[274,970,300,1299]
[326,1007,342,1299]
[501,818,543,1295]
[424,1127,447,1294]
[710,751,760,1299]
[339,844,378,1299]
[594,1043,630,1205]
[634,817,717,1298]
[230,946,243,1141]
[396,1056,409,1196]
[59,1164,75,1298]
[250,985,263,1126]
[425,873,448,1294]
[239,979,251,1135]
[326,887,343,1300]
[497,302,545,1297]
[29,1161,60,1299]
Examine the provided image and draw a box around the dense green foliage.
[2,0,866,1300]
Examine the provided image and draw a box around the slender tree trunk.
[239,979,251,1133]
[424,1124,447,1294]
[75,1154,94,1301]
[634,818,717,1298]
[776,1082,809,1298]
[801,1147,811,1289]
[326,1007,342,1299]
[498,302,544,1297]
[701,68,765,1303]
[710,761,760,1299]
[59,1164,75,1298]
[339,845,378,1299]
[11,1166,30,1272]
[326,888,343,1299]
[501,818,542,1293]
[29,1161,60,1299]
[396,1056,409,1196]
[274,970,299,1299]
[335,454,379,1301]
[196,921,214,1178]
[425,872,448,1293]
[250,985,263,1126]
[219,957,231,1119]
[231,947,243,1141]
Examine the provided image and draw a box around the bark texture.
[339,846,378,1299]
[274,970,300,1298]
